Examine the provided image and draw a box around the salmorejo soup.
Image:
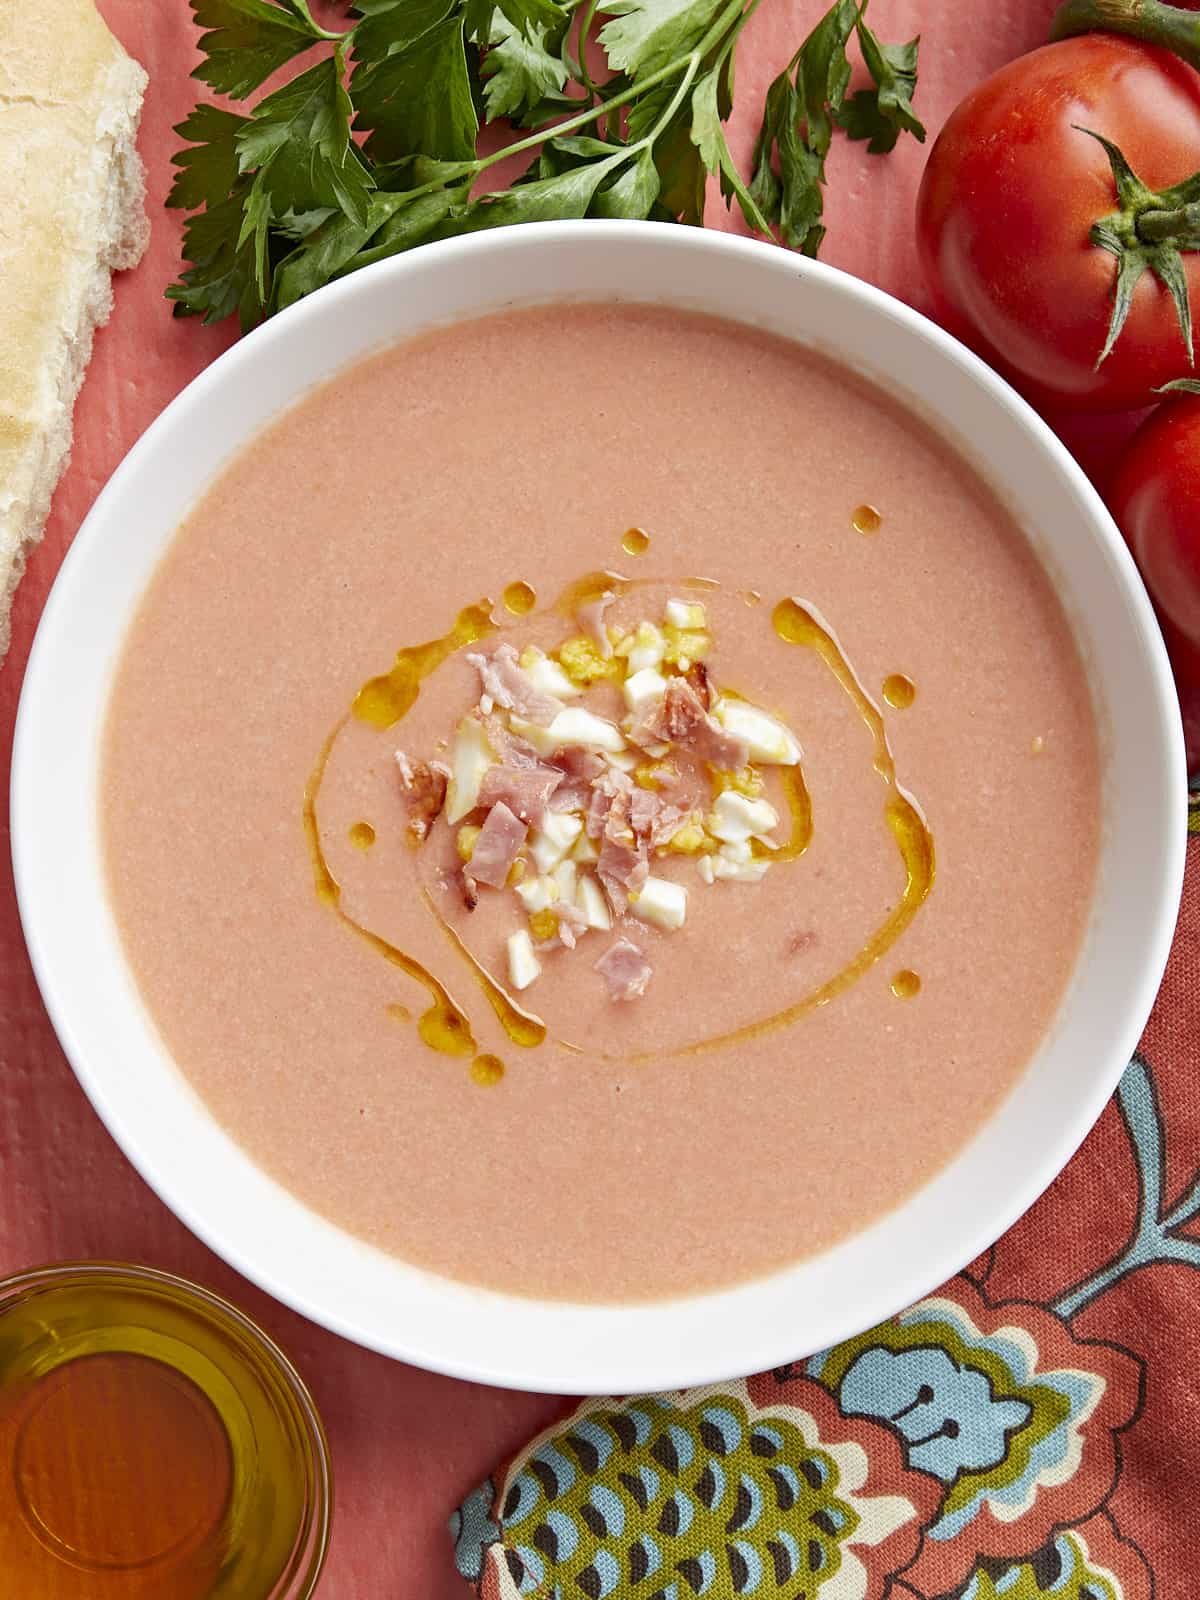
[102,305,1099,1302]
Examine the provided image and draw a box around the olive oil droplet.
[385,1002,410,1023]
[883,673,916,709]
[621,527,650,556]
[853,503,882,535]
[471,1054,505,1087]
[742,589,762,607]
[349,821,376,850]
[891,970,921,999]
[502,580,536,615]
[352,600,495,729]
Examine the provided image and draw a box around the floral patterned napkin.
[448,781,1200,1600]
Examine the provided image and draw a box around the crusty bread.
[0,1,149,662]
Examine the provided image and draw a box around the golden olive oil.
[0,1266,329,1599]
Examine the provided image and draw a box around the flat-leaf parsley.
[168,0,926,328]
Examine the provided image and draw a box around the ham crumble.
[395,599,803,1001]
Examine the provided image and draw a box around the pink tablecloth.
[0,5,1186,1596]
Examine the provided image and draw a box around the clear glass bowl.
[0,1261,332,1598]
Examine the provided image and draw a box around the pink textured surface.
[0,4,1139,1595]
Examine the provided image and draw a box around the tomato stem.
[1051,0,1200,72]
[1139,202,1200,244]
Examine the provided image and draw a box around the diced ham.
[577,592,615,659]
[486,716,550,770]
[552,746,607,783]
[628,788,660,838]
[627,787,692,853]
[395,752,449,842]
[464,802,527,890]
[477,764,561,827]
[549,777,594,814]
[586,784,612,841]
[686,659,712,709]
[634,677,747,769]
[594,938,653,1001]
[467,643,562,725]
[649,804,691,850]
[597,791,649,912]
[584,765,632,840]
[552,900,589,950]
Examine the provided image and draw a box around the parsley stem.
[633,53,701,150]
[473,55,688,175]
[573,0,605,105]
[697,0,762,57]
[290,0,347,42]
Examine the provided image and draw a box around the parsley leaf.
[168,182,262,326]
[189,0,326,98]
[169,0,925,326]
[168,105,250,212]
[598,0,726,79]
[351,13,479,163]
[482,12,569,121]
[350,0,456,63]
[238,57,374,226]
[837,20,925,154]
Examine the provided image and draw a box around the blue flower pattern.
[837,1345,1033,1481]
[449,1479,500,1582]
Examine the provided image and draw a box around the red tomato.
[917,36,1200,411]
[1110,396,1200,769]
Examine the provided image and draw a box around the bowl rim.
[10,220,1187,1393]
[0,1259,332,1597]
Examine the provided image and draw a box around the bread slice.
[0,1,149,662]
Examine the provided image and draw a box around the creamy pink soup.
[102,306,1099,1302]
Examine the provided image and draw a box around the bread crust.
[0,0,149,660]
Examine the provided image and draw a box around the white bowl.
[11,224,1185,1394]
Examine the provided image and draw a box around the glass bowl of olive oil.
[0,1262,331,1598]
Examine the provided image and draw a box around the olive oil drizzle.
[304,723,477,1057]
[423,891,548,1049]
[755,765,813,863]
[307,570,934,1073]
[615,597,935,1062]
[352,601,496,729]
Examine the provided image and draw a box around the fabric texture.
[452,785,1200,1598]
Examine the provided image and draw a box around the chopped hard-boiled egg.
[577,872,612,931]
[712,854,770,883]
[622,665,667,717]
[529,812,584,873]
[511,707,626,756]
[506,929,542,990]
[520,646,582,699]
[445,715,494,823]
[605,748,638,772]
[711,698,802,765]
[552,858,578,905]
[709,790,779,844]
[629,874,687,931]
[616,620,666,674]
[697,855,716,884]
[571,831,600,865]
[665,598,707,630]
[514,873,557,914]
[557,636,619,684]
[666,817,708,855]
